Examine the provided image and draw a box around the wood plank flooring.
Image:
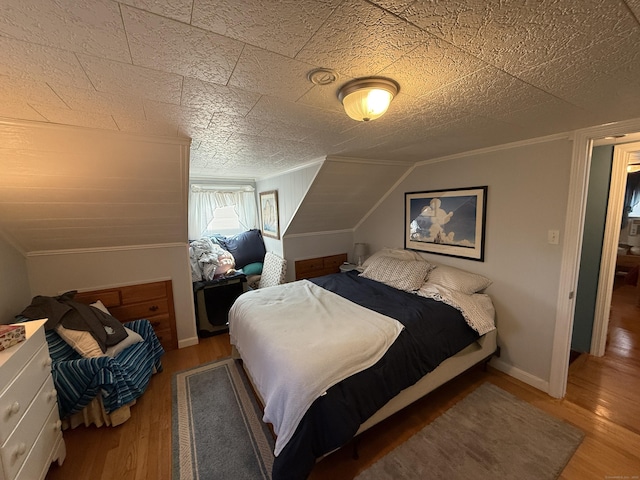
[46,286,640,479]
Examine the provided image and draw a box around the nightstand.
[339,262,363,273]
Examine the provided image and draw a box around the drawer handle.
[43,357,52,368]
[150,321,161,328]
[149,305,159,312]
[54,420,62,431]
[12,442,27,460]
[47,389,58,402]
[5,401,20,418]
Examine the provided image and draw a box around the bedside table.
[339,262,363,273]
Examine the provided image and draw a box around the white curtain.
[188,186,258,239]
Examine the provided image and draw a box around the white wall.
[0,236,31,324]
[256,161,323,256]
[26,244,198,348]
[356,137,573,391]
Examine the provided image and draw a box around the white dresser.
[0,320,66,480]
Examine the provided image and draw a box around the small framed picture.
[405,186,488,261]
[259,190,280,239]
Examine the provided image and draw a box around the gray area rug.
[356,382,584,480]
[172,358,275,480]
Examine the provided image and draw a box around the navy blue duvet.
[271,271,480,479]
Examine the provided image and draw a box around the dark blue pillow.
[222,229,266,269]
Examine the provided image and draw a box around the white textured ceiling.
[2,0,640,180]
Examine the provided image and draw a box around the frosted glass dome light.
[338,78,399,122]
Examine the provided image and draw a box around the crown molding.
[415,132,570,167]
[284,229,353,239]
[256,158,325,182]
[26,242,188,257]
[325,155,414,167]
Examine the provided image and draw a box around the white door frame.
[592,141,640,356]
[549,118,640,399]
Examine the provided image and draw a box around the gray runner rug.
[356,382,584,480]
[172,358,275,480]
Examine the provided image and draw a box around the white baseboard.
[490,357,550,394]
[178,336,199,349]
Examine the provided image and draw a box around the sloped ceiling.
[285,157,412,235]
[0,120,189,254]
[1,0,640,180]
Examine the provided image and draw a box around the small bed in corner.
[229,248,497,479]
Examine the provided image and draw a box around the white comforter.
[417,283,496,336]
[228,280,404,456]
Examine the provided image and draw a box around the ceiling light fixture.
[337,77,399,122]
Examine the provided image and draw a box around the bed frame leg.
[482,346,501,371]
[352,438,360,460]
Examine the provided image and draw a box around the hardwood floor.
[46,288,640,480]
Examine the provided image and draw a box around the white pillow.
[360,256,434,292]
[91,300,111,315]
[104,327,144,357]
[361,248,425,268]
[55,324,103,357]
[425,264,492,294]
[56,325,143,358]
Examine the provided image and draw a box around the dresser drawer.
[110,299,169,322]
[153,327,174,352]
[0,344,51,444]
[143,314,174,350]
[295,253,348,280]
[143,313,172,332]
[14,405,62,480]
[0,326,45,395]
[73,280,177,351]
[323,254,347,270]
[120,282,167,304]
[295,258,325,275]
[0,375,58,479]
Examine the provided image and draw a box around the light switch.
[548,230,560,245]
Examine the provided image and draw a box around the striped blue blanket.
[46,319,164,419]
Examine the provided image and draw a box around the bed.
[229,249,497,479]
[18,293,165,429]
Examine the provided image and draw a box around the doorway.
[591,141,640,356]
[549,120,640,399]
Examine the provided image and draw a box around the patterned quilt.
[46,319,164,419]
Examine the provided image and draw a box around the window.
[188,184,258,240]
[203,205,241,236]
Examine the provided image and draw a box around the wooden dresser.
[0,319,66,480]
[73,280,178,351]
[295,253,348,280]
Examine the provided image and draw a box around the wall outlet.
[548,230,560,245]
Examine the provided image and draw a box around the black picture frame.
[405,186,488,261]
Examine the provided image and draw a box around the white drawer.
[0,324,45,396]
[0,375,58,479]
[14,406,62,480]
[0,344,52,444]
